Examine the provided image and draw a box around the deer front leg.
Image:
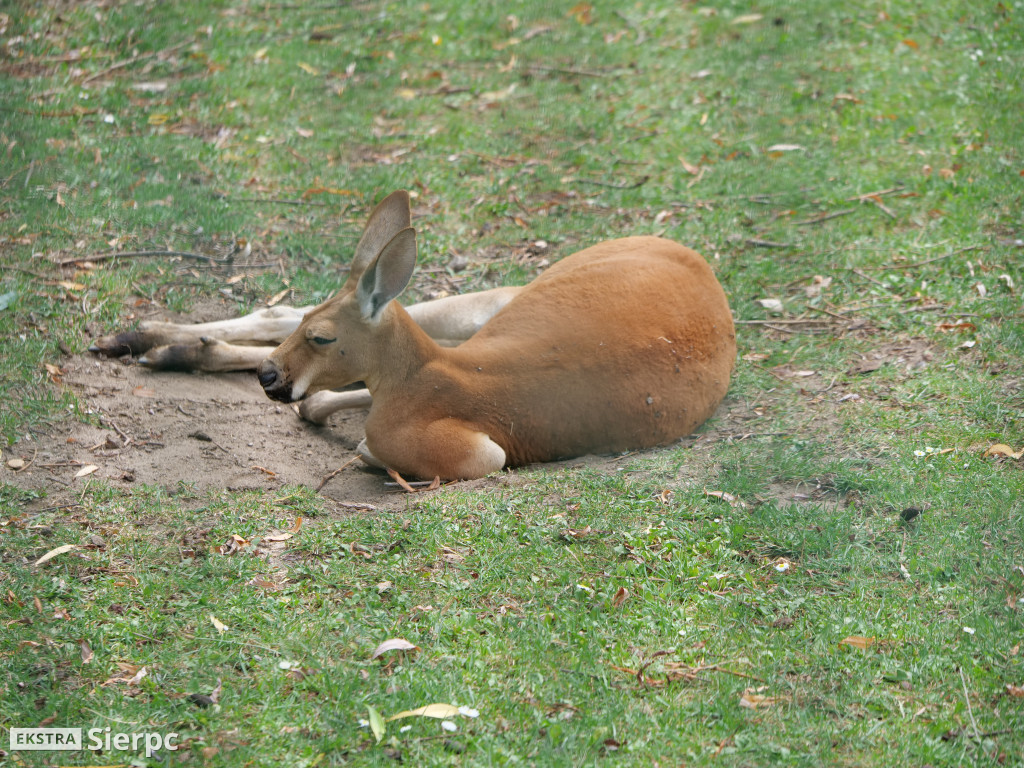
[295,388,374,424]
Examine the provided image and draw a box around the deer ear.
[357,228,417,321]
[344,191,412,290]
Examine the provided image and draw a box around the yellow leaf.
[297,62,320,76]
[839,635,875,650]
[568,3,593,24]
[148,113,170,125]
[210,614,229,634]
[739,687,784,709]
[386,703,461,722]
[731,13,764,24]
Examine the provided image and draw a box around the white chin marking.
[289,371,313,401]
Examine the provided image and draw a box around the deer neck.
[363,301,445,395]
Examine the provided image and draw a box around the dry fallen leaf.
[101,661,145,687]
[209,614,229,634]
[611,586,629,608]
[74,464,99,479]
[34,543,79,566]
[214,534,251,555]
[983,444,1023,460]
[1006,684,1024,698]
[371,638,420,660]
[935,321,977,333]
[839,635,876,651]
[560,525,593,541]
[80,639,94,664]
[261,531,294,543]
[739,687,784,709]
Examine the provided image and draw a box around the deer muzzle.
[257,359,293,402]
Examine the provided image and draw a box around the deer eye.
[311,336,336,346]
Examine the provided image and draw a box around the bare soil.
[4,350,627,512]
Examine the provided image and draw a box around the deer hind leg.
[139,338,278,372]
[405,285,522,345]
[90,305,312,358]
[367,420,507,481]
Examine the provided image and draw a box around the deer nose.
[256,360,280,391]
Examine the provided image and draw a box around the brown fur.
[259,194,736,480]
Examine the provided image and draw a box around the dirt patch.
[3,351,639,512]
[4,352,430,509]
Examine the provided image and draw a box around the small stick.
[65,250,232,268]
[734,318,831,325]
[866,245,983,271]
[850,268,889,288]
[385,468,441,492]
[13,448,38,473]
[525,64,611,79]
[80,40,193,85]
[698,663,767,683]
[845,186,904,202]
[807,306,851,321]
[865,196,897,219]
[958,667,981,741]
[219,196,331,207]
[574,175,651,190]
[316,455,361,492]
[0,264,54,280]
[796,208,856,226]
[746,238,793,248]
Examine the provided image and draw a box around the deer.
[256,190,736,481]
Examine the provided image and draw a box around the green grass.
[2,0,1023,765]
